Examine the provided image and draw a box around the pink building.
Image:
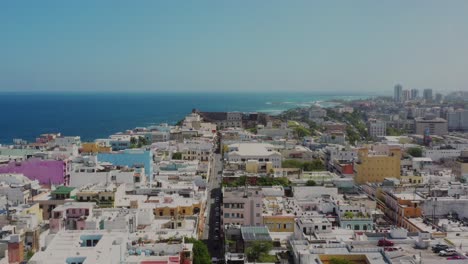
[222,187,263,226]
[0,158,69,185]
[49,202,95,233]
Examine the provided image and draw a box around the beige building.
[414,115,448,135]
[222,187,263,226]
[453,151,468,181]
[354,145,401,184]
[226,143,282,168]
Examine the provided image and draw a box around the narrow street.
[202,152,223,259]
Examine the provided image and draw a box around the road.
[202,152,223,259]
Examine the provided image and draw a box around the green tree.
[294,126,311,138]
[175,119,184,126]
[282,159,304,169]
[247,127,258,134]
[282,159,324,171]
[25,250,34,261]
[130,137,137,148]
[138,136,148,146]
[246,241,273,262]
[306,180,316,186]
[330,257,354,264]
[172,152,182,160]
[346,126,360,145]
[407,147,423,157]
[302,159,325,171]
[185,238,211,264]
[387,127,405,136]
[344,212,354,219]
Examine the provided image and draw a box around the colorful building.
[149,195,202,217]
[49,202,95,233]
[0,158,69,185]
[51,186,76,200]
[263,215,295,232]
[382,192,423,229]
[98,149,153,178]
[81,142,111,154]
[354,145,401,184]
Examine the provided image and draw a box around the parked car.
[384,247,399,252]
[447,255,465,260]
[377,239,394,247]
[432,244,450,253]
[439,249,457,256]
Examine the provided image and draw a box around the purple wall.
[0,158,66,184]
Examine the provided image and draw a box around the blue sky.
[1,1,467,93]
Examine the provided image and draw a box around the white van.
[439,248,457,256]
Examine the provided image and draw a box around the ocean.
[0,92,368,144]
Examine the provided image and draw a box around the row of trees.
[224,176,290,187]
[130,136,149,148]
[282,159,325,171]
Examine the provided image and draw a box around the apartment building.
[178,141,212,162]
[49,202,95,233]
[367,119,386,138]
[448,109,468,131]
[226,143,282,168]
[414,115,448,136]
[222,187,263,226]
[354,145,401,184]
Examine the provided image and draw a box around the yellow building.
[354,145,401,184]
[19,203,43,224]
[76,190,114,208]
[400,174,423,184]
[263,215,295,232]
[81,142,111,154]
[262,197,294,232]
[246,160,273,174]
[153,202,202,217]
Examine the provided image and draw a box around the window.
[224,213,230,218]
[256,204,260,207]
[256,213,260,217]
[224,203,230,208]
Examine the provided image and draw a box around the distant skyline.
[1,1,467,93]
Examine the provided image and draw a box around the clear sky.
[1,1,467,93]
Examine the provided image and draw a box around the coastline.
[0,92,369,144]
